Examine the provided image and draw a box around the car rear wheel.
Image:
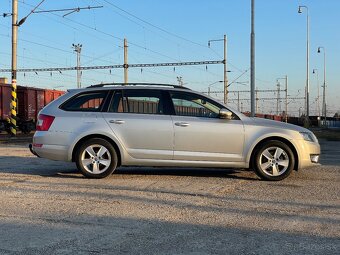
[76,138,118,178]
[254,140,295,181]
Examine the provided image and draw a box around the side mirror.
[219,108,233,120]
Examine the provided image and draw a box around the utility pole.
[10,0,18,136]
[299,107,302,118]
[318,47,326,126]
[250,0,256,117]
[313,69,320,117]
[176,76,184,86]
[237,91,240,111]
[7,0,97,136]
[124,38,128,84]
[285,75,288,122]
[276,81,281,115]
[223,34,228,105]
[208,34,228,104]
[277,76,288,122]
[298,5,310,124]
[322,75,326,125]
[255,88,258,114]
[306,10,310,120]
[72,43,82,88]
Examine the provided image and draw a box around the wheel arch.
[249,136,299,171]
[71,134,122,167]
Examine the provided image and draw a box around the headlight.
[300,132,315,142]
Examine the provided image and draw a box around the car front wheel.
[76,138,118,178]
[254,140,295,181]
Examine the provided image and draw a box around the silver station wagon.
[30,83,320,181]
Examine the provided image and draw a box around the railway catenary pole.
[208,35,228,104]
[223,34,228,105]
[277,76,288,122]
[250,0,256,117]
[7,1,103,136]
[285,75,288,122]
[298,5,310,125]
[255,88,258,114]
[124,38,128,84]
[276,80,280,115]
[10,0,18,136]
[317,47,326,126]
[72,43,82,88]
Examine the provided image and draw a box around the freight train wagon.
[0,83,65,133]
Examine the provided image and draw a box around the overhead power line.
[33,6,103,17]
[0,60,223,73]
[0,28,115,65]
[12,1,241,78]
[209,89,288,93]
[101,0,207,48]
[228,97,305,101]
[17,1,179,62]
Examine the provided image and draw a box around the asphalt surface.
[0,140,339,254]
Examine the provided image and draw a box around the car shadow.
[0,155,258,181]
[112,166,258,181]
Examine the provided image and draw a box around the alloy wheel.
[258,146,290,177]
[81,144,112,174]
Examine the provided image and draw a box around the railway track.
[0,132,33,143]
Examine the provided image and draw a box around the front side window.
[109,90,164,115]
[170,92,221,118]
[60,91,108,112]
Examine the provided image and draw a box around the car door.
[169,91,245,162]
[102,89,174,160]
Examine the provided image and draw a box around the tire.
[75,138,118,178]
[253,140,295,181]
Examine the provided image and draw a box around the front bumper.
[296,139,321,169]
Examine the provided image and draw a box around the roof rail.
[87,82,191,90]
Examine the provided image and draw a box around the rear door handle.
[109,120,125,124]
[175,122,190,127]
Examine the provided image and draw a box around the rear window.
[60,91,108,112]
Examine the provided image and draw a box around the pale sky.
[0,0,339,116]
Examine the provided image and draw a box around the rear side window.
[108,90,165,115]
[60,91,108,112]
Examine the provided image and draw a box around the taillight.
[36,114,55,131]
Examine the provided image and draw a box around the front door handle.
[175,122,190,127]
[109,120,125,124]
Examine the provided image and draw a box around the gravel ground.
[0,140,339,254]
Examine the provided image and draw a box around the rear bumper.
[32,131,71,161]
[31,144,70,161]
